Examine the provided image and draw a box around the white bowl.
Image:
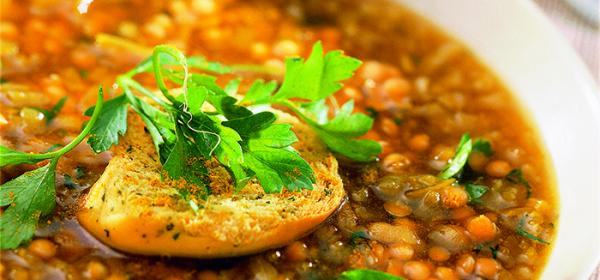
[396,0,600,279]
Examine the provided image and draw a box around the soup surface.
[0,0,557,279]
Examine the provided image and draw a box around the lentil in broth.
[0,0,557,279]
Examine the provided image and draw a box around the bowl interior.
[396,0,600,279]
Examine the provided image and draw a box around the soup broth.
[0,0,557,279]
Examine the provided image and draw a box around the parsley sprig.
[86,42,380,196]
[439,135,545,244]
[0,42,380,249]
[241,42,381,162]
[439,133,472,179]
[88,45,316,196]
[516,215,550,244]
[338,269,404,280]
[0,88,104,249]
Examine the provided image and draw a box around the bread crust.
[77,110,344,258]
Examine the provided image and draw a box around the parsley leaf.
[506,168,532,198]
[439,133,472,179]
[472,139,494,157]
[338,269,405,280]
[224,79,241,96]
[269,42,378,161]
[490,244,500,259]
[240,79,278,105]
[162,126,210,188]
[318,101,373,137]
[223,112,277,139]
[349,230,369,246]
[515,215,549,244]
[0,88,104,249]
[85,94,129,153]
[0,160,57,249]
[312,126,381,162]
[31,96,67,124]
[233,41,380,162]
[127,95,176,161]
[210,118,248,188]
[225,112,315,193]
[273,41,362,102]
[299,100,329,123]
[472,243,499,259]
[187,74,253,119]
[290,100,381,162]
[243,149,314,193]
[365,107,379,119]
[465,183,489,204]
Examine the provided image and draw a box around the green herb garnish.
[473,243,500,258]
[490,244,500,259]
[85,42,379,196]
[31,96,67,124]
[79,70,89,79]
[472,138,494,157]
[101,45,316,194]
[0,42,380,248]
[473,243,484,253]
[349,230,369,246]
[241,42,381,162]
[63,174,78,189]
[0,160,58,249]
[506,168,532,198]
[75,166,86,179]
[465,183,489,204]
[338,269,404,280]
[515,215,549,245]
[439,133,472,179]
[84,94,129,153]
[0,88,104,249]
[366,107,379,119]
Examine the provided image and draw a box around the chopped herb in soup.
[0,0,557,279]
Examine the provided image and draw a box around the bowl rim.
[518,3,600,277]
[395,0,600,278]
[513,4,600,279]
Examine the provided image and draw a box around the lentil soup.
[0,0,557,279]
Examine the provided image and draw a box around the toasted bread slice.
[77,110,344,258]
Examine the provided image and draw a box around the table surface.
[532,1,599,278]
